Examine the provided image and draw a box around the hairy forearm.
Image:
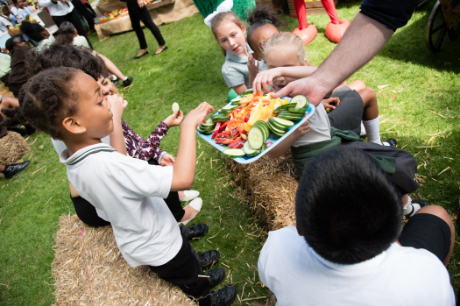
[313,13,394,92]
[171,122,196,191]
[110,119,126,155]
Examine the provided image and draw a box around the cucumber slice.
[240,89,253,96]
[223,104,239,110]
[270,117,294,129]
[277,112,304,121]
[197,126,212,134]
[172,102,180,112]
[274,104,293,114]
[222,149,246,158]
[211,116,230,123]
[268,121,287,136]
[230,97,242,103]
[248,126,265,150]
[254,121,269,141]
[290,95,309,108]
[289,107,308,114]
[243,141,258,156]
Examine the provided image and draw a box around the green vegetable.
[172,102,180,112]
[290,95,309,109]
[269,117,294,129]
[222,149,246,158]
[288,107,308,114]
[248,126,265,150]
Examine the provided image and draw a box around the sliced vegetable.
[243,141,257,156]
[172,102,180,112]
[229,139,244,149]
[222,149,246,158]
[270,117,294,129]
[289,107,308,114]
[248,125,265,149]
[211,122,221,139]
[290,95,309,109]
[268,120,286,136]
[211,115,230,123]
[230,96,242,103]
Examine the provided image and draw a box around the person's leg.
[66,9,93,49]
[96,53,127,80]
[359,88,383,144]
[127,1,148,54]
[346,80,366,92]
[71,195,111,227]
[138,6,166,54]
[149,235,212,305]
[399,205,454,267]
[71,0,95,31]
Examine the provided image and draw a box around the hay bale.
[0,131,30,164]
[227,151,298,231]
[53,214,196,306]
[0,84,13,97]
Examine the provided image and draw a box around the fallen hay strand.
[227,151,298,231]
[0,131,30,165]
[53,214,195,305]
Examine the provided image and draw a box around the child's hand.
[160,153,175,166]
[247,53,259,76]
[253,68,283,95]
[107,94,128,120]
[294,119,310,137]
[164,110,184,127]
[183,102,214,128]
[322,97,340,110]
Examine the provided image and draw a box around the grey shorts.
[328,86,363,135]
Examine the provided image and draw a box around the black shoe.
[188,224,209,240]
[406,200,431,218]
[123,76,133,87]
[384,138,397,147]
[210,285,237,306]
[13,124,27,136]
[198,250,220,269]
[207,267,225,288]
[25,123,35,135]
[3,161,29,179]
[133,50,149,59]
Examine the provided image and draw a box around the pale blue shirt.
[221,44,253,88]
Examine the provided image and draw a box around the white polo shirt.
[258,226,455,306]
[37,0,74,16]
[292,102,331,147]
[60,143,182,267]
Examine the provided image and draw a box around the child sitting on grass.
[209,9,258,96]
[258,147,455,305]
[253,32,425,217]
[10,67,237,306]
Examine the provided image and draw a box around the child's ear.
[241,24,246,34]
[62,116,86,135]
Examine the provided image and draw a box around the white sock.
[402,196,422,217]
[123,76,128,81]
[360,121,366,136]
[363,117,381,144]
[111,75,118,81]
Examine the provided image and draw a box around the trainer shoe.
[207,267,225,288]
[406,200,431,218]
[3,161,29,179]
[180,190,200,202]
[198,250,220,269]
[382,138,397,147]
[123,76,133,87]
[188,224,209,240]
[210,285,237,306]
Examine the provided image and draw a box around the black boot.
[123,76,133,87]
[188,224,209,240]
[210,285,237,306]
[2,161,29,179]
[207,267,225,288]
[198,250,220,269]
[25,123,35,135]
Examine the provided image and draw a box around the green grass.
[1,1,460,304]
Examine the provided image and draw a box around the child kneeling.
[15,67,237,306]
[259,147,455,305]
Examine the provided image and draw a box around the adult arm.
[253,66,317,95]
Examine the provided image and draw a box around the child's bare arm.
[107,95,128,155]
[171,102,214,191]
[253,66,318,95]
[248,54,259,89]
[267,120,310,158]
[232,84,248,95]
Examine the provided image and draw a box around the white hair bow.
[204,0,233,27]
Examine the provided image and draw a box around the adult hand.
[160,153,175,166]
[270,76,330,107]
[252,67,284,95]
[322,97,340,110]
[137,0,145,8]
[183,102,214,128]
[106,94,128,121]
[164,110,184,127]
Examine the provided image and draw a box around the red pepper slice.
[244,113,250,123]
[218,121,228,133]
[229,138,244,149]
[241,134,248,141]
[211,122,221,139]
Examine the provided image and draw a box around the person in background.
[37,0,92,48]
[0,12,12,33]
[57,21,133,87]
[70,0,95,34]
[0,51,11,86]
[2,6,18,26]
[121,0,167,59]
[15,0,33,20]
[5,36,29,97]
[19,20,55,51]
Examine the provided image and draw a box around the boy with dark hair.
[258,147,455,305]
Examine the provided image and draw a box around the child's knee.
[358,88,377,104]
[348,80,366,91]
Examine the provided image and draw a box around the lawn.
[1,1,460,305]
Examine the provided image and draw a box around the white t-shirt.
[0,16,11,33]
[292,102,331,147]
[258,226,455,306]
[73,35,90,49]
[60,143,182,267]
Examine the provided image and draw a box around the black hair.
[5,37,14,52]
[2,67,81,139]
[20,21,46,42]
[295,147,403,265]
[246,5,284,51]
[56,21,76,45]
[1,44,106,128]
